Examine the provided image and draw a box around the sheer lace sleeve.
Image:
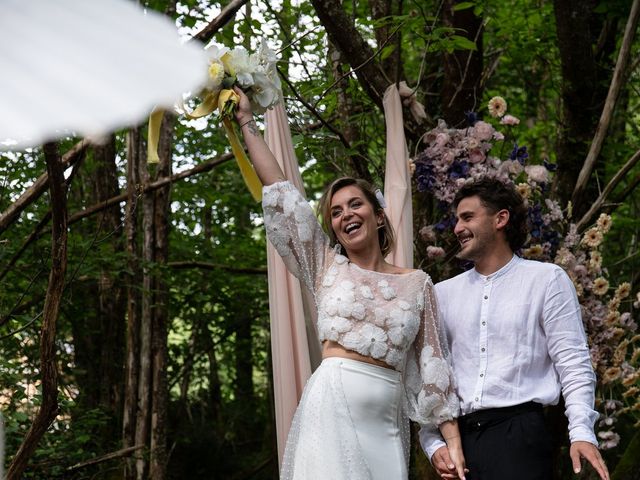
[262,181,332,294]
[404,277,459,427]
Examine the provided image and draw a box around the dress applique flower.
[417,391,443,417]
[282,191,297,216]
[335,254,348,265]
[351,303,366,320]
[262,186,279,207]
[420,345,451,391]
[322,281,356,317]
[378,280,397,300]
[360,285,374,300]
[318,315,352,341]
[384,348,403,367]
[373,307,388,327]
[343,323,388,358]
[266,213,292,257]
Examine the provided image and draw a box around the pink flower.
[419,225,437,242]
[426,246,445,259]
[468,147,486,164]
[525,165,549,184]
[473,121,494,141]
[500,114,520,125]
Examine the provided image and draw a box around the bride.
[233,88,466,480]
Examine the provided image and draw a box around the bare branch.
[0,140,88,235]
[66,445,145,472]
[193,0,249,43]
[576,148,640,230]
[168,261,267,275]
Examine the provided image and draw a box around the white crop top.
[263,181,459,427]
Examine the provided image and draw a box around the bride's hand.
[233,87,253,125]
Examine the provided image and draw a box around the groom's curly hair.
[453,177,528,252]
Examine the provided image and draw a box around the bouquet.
[148,39,282,201]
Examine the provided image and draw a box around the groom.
[420,177,609,480]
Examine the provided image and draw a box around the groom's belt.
[459,401,543,431]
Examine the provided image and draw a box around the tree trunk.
[123,126,143,479]
[69,138,125,443]
[149,113,175,480]
[441,0,484,127]
[7,143,66,479]
[552,0,616,213]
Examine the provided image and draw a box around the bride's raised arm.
[233,87,286,186]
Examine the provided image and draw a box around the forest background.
[1,0,639,479]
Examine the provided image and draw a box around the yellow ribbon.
[146,88,262,201]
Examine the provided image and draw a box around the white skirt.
[280,357,408,480]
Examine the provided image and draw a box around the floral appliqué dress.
[263,181,459,479]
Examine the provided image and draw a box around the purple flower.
[543,158,557,171]
[509,143,529,165]
[465,111,479,126]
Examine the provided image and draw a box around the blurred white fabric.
[0,0,208,149]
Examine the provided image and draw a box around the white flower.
[266,213,291,257]
[335,254,348,264]
[387,308,418,346]
[342,324,388,358]
[378,280,397,300]
[373,307,388,327]
[417,392,442,418]
[360,286,374,300]
[420,345,450,391]
[224,47,257,87]
[250,71,280,112]
[351,302,366,320]
[322,281,356,317]
[318,316,351,341]
[322,265,338,287]
[384,348,403,368]
[262,186,280,208]
[204,43,230,90]
[398,300,411,311]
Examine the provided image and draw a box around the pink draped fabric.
[264,104,322,467]
[383,84,414,269]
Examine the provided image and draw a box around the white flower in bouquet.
[225,47,257,88]
[251,71,281,111]
[202,39,281,114]
[204,44,230,90]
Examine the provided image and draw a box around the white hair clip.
[374,188,386,208]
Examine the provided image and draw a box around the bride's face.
[329,185,382,254]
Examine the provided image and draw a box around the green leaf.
[453,2,476,11]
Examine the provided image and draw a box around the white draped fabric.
[383,84,414,269]
[0,0,207,149]
[264,104,322,466]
